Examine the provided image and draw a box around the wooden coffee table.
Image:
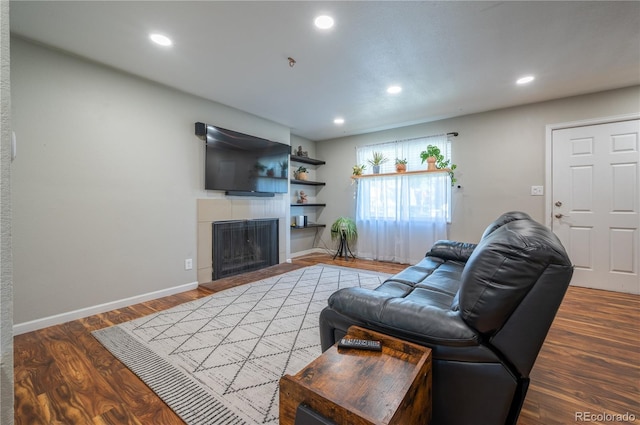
[279,326,432,425]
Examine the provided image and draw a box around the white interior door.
[552,119,640,294]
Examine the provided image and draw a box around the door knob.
[555,201,563,207]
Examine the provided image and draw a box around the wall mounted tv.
[195,122,290,197]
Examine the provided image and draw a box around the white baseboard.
[13,281,199,335]
[290,248,326,260]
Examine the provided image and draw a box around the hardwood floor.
[14,254,639,425]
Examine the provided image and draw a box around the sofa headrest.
[459,215,572,335]
[480,211,532,240]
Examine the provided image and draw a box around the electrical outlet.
[530,185,544,196]
[185,258,193,270]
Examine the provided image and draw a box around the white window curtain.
[355,134,451,264]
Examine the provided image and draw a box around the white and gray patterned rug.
[93,265,390,425]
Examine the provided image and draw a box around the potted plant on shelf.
[367,152,388,174]
[352,164,366,176]
[331,216,358,259]
[419,145,442,171]
[419,145,458,184]
[395,158,408,173]
[293,166,308,181]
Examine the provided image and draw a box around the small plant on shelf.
[293,166,308,180]
[419,145,443,167]
[367,152,388,174]
[352,164,366,176]
[395,158,408,173]
[419,145,458,185]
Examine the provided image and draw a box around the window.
[354,134,452,264]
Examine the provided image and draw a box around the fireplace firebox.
[212,218,279,280]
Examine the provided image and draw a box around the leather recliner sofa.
[319,211,573,425]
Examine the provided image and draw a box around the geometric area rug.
[92,265,390,425]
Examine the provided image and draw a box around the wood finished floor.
[14,254,640,425]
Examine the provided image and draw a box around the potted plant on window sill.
[352,164,366,176]
[395,158,408,173]
[419,145,458,185]
[420,145,442,171]
[367,152,388,174]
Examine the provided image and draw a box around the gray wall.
[11,37,290,326]
[316,86,640,250]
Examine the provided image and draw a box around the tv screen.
[196,123,289,195]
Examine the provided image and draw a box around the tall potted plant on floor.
[331,217,357,260]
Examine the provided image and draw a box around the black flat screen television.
[195,122,289,196]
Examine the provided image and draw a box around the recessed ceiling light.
[149,33,173,47]
[314,15,334,30]
[387,85,402,94]
[516,75,535,85]
[334,117,345,125]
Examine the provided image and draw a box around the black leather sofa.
[319,211,573,425]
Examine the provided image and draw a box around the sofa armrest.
[327,287,479,346]
[426,240,477,263]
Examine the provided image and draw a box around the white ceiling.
[9,1,640,141]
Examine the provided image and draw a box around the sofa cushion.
[416,262,464,297]
[459,217,572,335]
[387,256,443,286]
[327,287,480,345]
[480,210,532,240]
[426,240,477,263]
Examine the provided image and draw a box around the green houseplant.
[367,152,388,174]
[352,164,366,176]
[331,217,357,244]
[419,145,458,185]
[419,145,443,170]
[331,217,357,259]
[395,158,407,173]
[293,165,308,180]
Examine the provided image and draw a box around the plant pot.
[296,171,308,181]
[396,164,407,173]
[426,157,437,171]
[372,165,381,174]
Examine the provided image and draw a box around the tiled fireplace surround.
[197,198,288,284]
